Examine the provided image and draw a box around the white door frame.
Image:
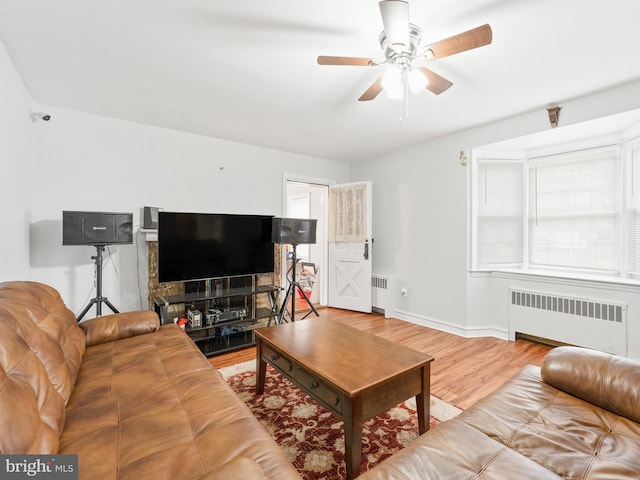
[282,173,335,306]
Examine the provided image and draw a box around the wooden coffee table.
[255,318,434,479]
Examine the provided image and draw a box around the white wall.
[0,40,33,282]
[352,80,640,359]
[351,136,470,333]
[28,106,349,318]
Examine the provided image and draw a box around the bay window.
[472,134,640,281]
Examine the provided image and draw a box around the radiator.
[508,288,628,356]
[372,274,395,318]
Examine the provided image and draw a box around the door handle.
[364,239,369,260]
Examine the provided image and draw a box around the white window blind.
[475,160,524,266]
[630,139,640,275]
[528,147,619,271]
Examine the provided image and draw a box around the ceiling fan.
[317,0,492,102]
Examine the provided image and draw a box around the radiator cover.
[508,288,627,356]
[372,274,395,318]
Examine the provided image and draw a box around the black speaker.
[272,218,317,244]
[63,211,133,246]
[142,206,160,229]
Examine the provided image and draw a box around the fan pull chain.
[400,66,409,122]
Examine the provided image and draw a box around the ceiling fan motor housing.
[379,23,422,61]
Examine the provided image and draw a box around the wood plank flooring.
[209,307,552,410]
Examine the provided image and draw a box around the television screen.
[158,212,274,283]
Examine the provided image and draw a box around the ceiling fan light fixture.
[379,0,410,52]
[381,65,403,99]
[386,85,404,100]
[408,68,428,94]
[382,65,427,99]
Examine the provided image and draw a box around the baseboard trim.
[393,310,508,340]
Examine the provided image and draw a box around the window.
[473,160,523,266]
[472,138,639,280]
[529,147,619,272]
[630,138,640,275]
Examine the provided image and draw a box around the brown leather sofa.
[360,345,640,479]
[0,281,301,480]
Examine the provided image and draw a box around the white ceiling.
[1,0,639,163]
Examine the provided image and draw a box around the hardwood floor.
[209,307,552,410]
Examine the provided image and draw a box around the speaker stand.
[279,243,319,322]
[77,245,120,321]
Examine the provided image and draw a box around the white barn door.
[327,181,372,313]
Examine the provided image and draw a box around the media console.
[153,275,281,357]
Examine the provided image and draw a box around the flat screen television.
[158,212,274,283]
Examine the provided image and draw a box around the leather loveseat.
[360,345,640,479]
[0,281,301,480]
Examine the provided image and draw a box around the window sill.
[470,268,640,291]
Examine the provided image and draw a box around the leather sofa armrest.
[196,457,267,480]
[79,311,160,347]
[541,346,640,424]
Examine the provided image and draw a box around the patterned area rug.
[220,360,462,480]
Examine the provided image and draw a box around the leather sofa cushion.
[197,457,267,480]
[541,345,640,424]
[358,417,563,479]
[59,323,300,480]
[0,281,86,454]
[457,365,640,479]
[0,281,85,403]
[362,359,640,480]
[0,324,67,453]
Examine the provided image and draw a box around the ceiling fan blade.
[317,55,376,66]
[422,24,492,60]
[417,67,453,95]
[379,0,410,52]
[358,76,384,101]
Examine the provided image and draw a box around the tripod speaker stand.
[76,244,120,321]
[279,243,319,322]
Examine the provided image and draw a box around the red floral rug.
[221,361,461,480]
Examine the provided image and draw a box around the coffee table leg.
[415,364,431,434]
[256,339,267,395]
[343,397,363,480]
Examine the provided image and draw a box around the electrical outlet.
[401,287,408,297]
